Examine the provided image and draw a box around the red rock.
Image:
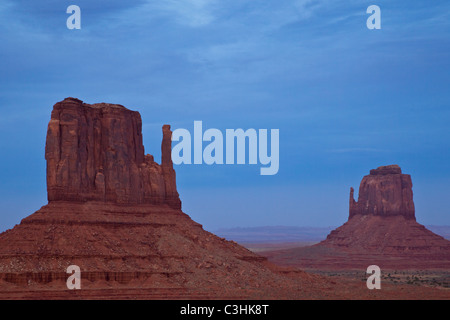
[45,98,180,208]
[349,165,415,220]
[161,125,181,209]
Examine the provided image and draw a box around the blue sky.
[0,0,449,232]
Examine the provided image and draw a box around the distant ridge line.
[214,225,450,243]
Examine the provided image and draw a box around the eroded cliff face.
[45,98,181,209]
[349,165,415,220]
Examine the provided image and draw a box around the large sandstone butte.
[263,165,450,270]
[46,98,180,209]
[0,98,336,299]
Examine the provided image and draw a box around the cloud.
[294,0,324,19]
[327,148,388,154]
[128,0,218,27]
[0,1,12,12]
[125,0,329,30]
[160,0,218,27]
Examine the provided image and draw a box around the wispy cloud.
[129,0,218,27]
[125,0,329,30]
[327,148,388,154]
[0,1,12,12]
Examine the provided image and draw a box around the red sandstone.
[46,98,180,208]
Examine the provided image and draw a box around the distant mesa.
[349,164,415,220]
[263,165,450,270]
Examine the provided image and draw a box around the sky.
[0,0,449,232]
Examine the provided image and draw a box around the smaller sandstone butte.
[45,98,181,209]
[263,165,450,270]
[349,165,415,220]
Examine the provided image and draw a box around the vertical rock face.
[349,165,415,220]
[45,97,181,208]
[161,125,181,209]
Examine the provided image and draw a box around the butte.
[263,165,450,270]
[0,97,326,299]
